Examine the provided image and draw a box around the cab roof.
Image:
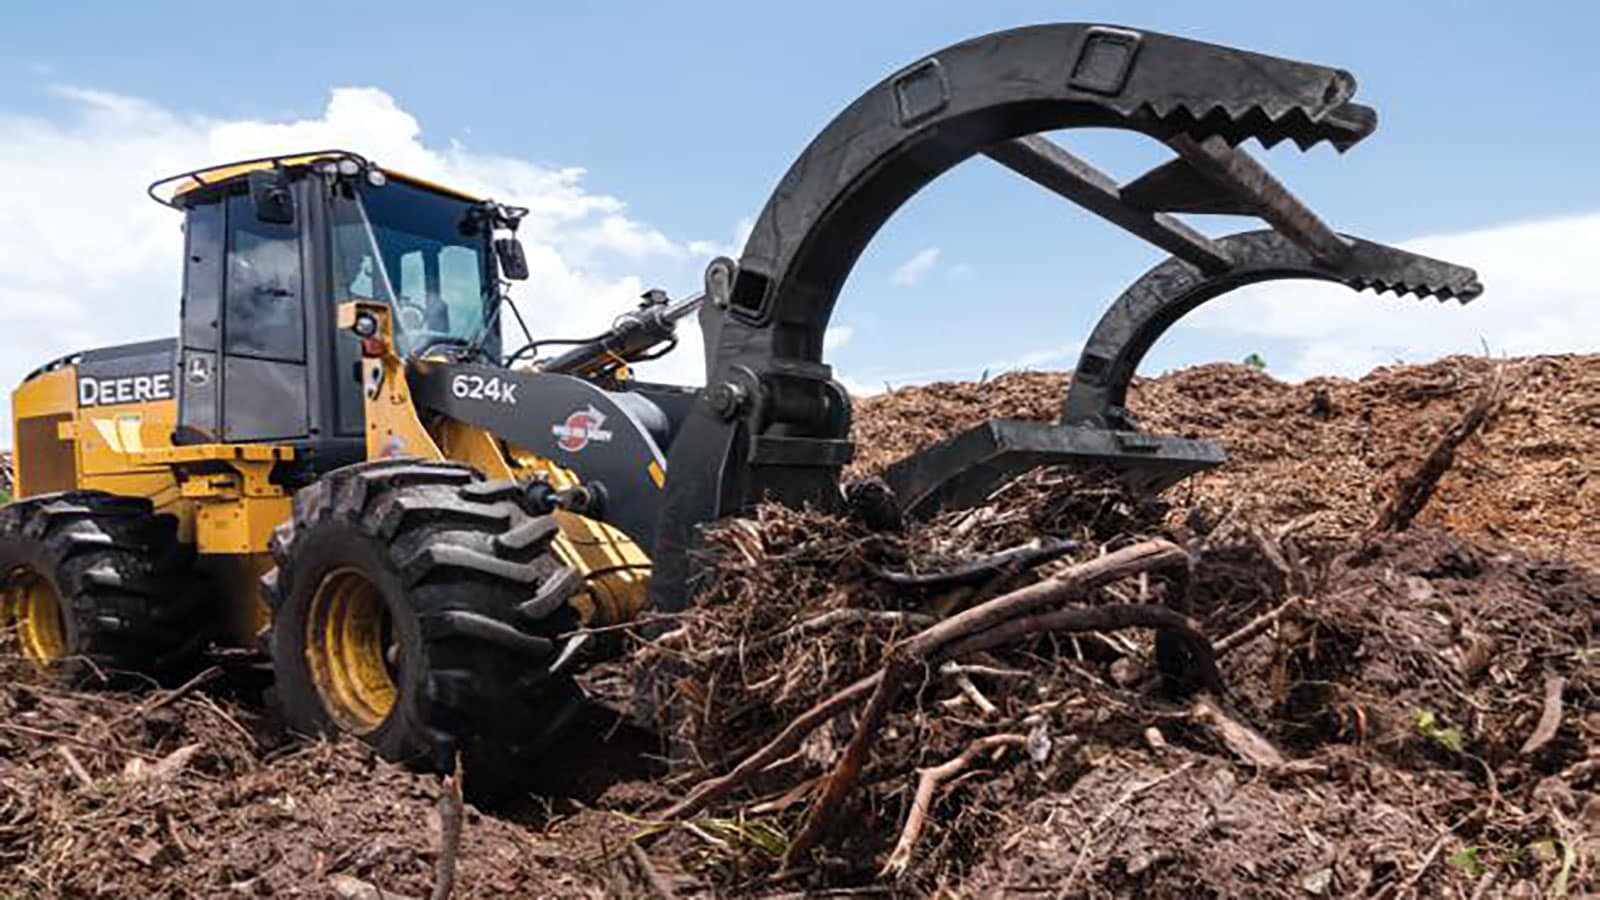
[147,149,484,208]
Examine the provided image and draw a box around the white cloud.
[947,262,975,281]
[823,326,854,352]
[890,246,940,287]
[0,85,713,444]
[687,216,754,261]
[1180,214,1600,380]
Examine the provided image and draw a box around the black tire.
[264,459,586,791]
[0,491,211,682]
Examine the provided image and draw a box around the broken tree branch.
[57,745,93,788]
[702,609,936,662]
[1374,366,1504,533]
[430,756,465,900]
[880,733,1029,878]
[940,603,1221,695]
[785,540,1195,864]
[1214,596,1300,658]
[107,665,224,729]
[785,652,917,866]
[1190,693,1285,768]
[1519,674,1566,756]
[626,842,678,899]
[946,670,999,717]
[870,538,1079,588]
[661,673,880,821]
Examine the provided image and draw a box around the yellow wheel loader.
[1,24,1482,784]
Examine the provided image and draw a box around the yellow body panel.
[11,366,81,497]
[13,363,187,516]
[150,446,293,556]
[11,365,292,555]
[11,365,76,417]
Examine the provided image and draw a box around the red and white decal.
[552,405,613,452]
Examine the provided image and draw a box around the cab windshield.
[331,179,498,358]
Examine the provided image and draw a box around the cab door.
[176,188,311,443]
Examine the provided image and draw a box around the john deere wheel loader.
[1,24,1482,782]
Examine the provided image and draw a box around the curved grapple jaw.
[651,23,1483,607]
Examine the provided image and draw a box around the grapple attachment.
[652,23,1483,606]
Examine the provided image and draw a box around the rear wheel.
[0,492,211,681]
[265,460,586,792]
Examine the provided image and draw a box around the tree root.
[879,733,1029,879]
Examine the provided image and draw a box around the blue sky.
[2,1,1597,403]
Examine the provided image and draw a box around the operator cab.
[149,152,527,478]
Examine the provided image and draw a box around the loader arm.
[650,23,1483,609]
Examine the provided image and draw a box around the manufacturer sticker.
[552,405,613,452]
[78,372,174,408]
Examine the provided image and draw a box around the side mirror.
[248,169,296,225]
[494,237,530,281]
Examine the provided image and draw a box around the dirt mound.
[853,354,1600,570]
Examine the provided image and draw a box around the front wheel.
[264,460,587,792]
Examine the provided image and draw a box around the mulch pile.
[2,353,1598,898]
[853,354,1600,570]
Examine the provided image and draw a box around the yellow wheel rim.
[305,567,398,734]
[4,565,68,665]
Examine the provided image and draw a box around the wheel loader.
[0,23,1482,782]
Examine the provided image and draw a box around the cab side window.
[181,201,223,350]
[224,193,305,361]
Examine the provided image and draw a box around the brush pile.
[635,356,1600,895]
[641,495,1599,894]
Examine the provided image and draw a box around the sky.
[1,1,1597,442]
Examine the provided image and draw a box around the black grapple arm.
[647,23,1484,609]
